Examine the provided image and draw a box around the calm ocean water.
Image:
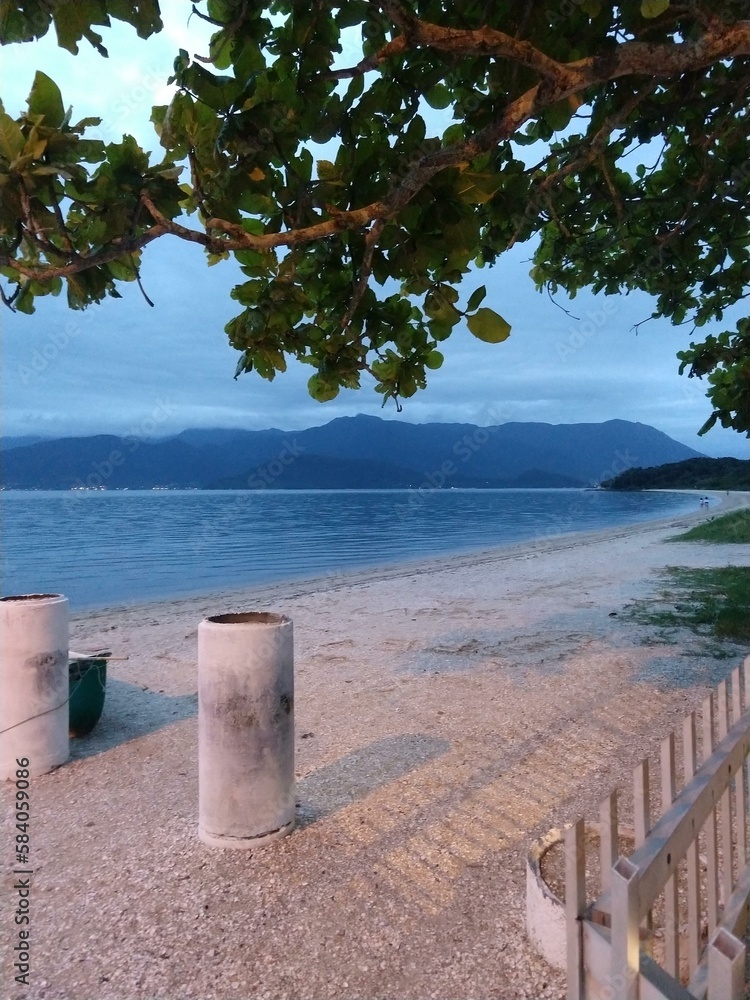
[0,489,702,610]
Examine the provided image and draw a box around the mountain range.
[0,415,703,490]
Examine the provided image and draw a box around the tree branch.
[330,16,750,90]
[339,219,387,330]
[0,227,168,279]
[531,81,658,199]
[4,20,749,285]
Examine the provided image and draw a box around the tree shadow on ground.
[400,623,590,677]
[295,733,450,827]
[69,677,197,760]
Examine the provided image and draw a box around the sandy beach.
[3,492,749,1000]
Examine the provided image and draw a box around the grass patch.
[668,508,750,544]
[627,565,750,649]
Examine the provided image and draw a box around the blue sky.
[1,5,746,458]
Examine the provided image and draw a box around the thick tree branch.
[331,16,750,89]
[0,227,168,279]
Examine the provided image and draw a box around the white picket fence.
[565,657,750,1000]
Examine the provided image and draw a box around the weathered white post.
[0,594,69,780]
[198,611,295,848]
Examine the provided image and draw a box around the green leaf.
[457,171,502,205]
[14,284,35,314]
[107,0,162,38]
[424,289,462,327]
[466,285,487,311]
[467,308,512,344]
[0,112,24,162]
[27,71,65,127]
[52,0,108,54]
[641,0,670,17]
[158,91,195,151]
[107,256,139,281]
[209,30,233,70]
[70,115,102,132]
[544,99,576,132]
[234,353,251,378]
[21,128,48,162]
[317,159,339,181]
[425,84,452,110]
[308,374,339,402]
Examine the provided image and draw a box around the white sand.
[2,492,748,1000]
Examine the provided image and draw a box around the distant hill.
[602,457,749,491]
[0,435,220,490]
[208,455,585,490]
[1,435,46,451]
[1,416,704,490]
[288,415,702,485]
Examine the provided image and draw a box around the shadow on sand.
[69,677,197,760]
[295,732,450,827]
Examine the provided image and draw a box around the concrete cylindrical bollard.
[198,611,294,849]
[0,594,70,781]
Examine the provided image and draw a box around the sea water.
[0,488,702,610]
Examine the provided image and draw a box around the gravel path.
[2,493,748,1000]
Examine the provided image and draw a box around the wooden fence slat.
[661,732,679,978]
[731,666,743,724]
[599,791,618,894]
[578,668,750,999]
[731,667,746,870]
[634,758,654,949]
[745,656,750,870]
[703,693,720,935]
[611,856,640,1000]
[707,928,745,1000]
[565,819,586,1000]
[635,758,651,847]
[717,681,734,908]
[718,680,729,740]
[619,716,750,923]
[716,859,750,943]
[684,711,701,975]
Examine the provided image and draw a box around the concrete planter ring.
[525,822,635,970]
[0,593,70,780]
[198,611,295,849]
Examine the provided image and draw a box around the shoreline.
[4,490,748,1000]
[69,488,738,622]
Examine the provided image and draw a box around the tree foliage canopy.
[1,0,748,432]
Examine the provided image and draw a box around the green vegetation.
[602,458,749,492]
[669,508,750,544]
[627,565,750,653]
[0,3,749,430]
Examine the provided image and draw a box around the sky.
[1,4,747,458]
